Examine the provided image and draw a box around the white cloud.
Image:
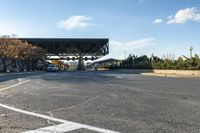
[167,7,200,24]
[153,19,163,24]
[125,38,155,48]
[100,38,156,60]
[58,16,92,30]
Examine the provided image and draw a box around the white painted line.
[116,76,123,79]
[0,103,120,133]
[23,123,82,133]
[0,79,31,92]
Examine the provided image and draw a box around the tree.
[134,55,151,69]
[114,54,200,70]
[0,38,18,72]
[0,37,46,72]
[30,46,47,70]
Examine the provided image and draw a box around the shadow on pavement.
[36,69,154,84]
[0,69,154,84]
[0,72,44,82]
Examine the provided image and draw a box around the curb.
[141,73,200,78]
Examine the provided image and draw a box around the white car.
[47,64,59,72]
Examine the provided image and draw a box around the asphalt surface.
[0,70,200,133]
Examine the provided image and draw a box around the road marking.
[116,76,123,79]
[23,123,82,133]
[0,103,120,133]
[0,79,31,92]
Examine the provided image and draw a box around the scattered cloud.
[110,37,155,51]
[58,16,92,30]
[103,37,156,59]
[125,38,155,48]
[167,7,200,24]
[153,19,163,24]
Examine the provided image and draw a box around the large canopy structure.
[20,38,109,70]
[21,38,109,60]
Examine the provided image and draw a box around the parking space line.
[0,103,120,133]
[0,79,31,92]
[23,123,82,133]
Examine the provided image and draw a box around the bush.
[113,54,200,70]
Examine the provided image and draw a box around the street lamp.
[124,51,127,59]
[189,46,193,59]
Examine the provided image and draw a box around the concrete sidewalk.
[141,69,200,78]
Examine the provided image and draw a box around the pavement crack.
[23,92,91,98]
[49,95,100,113]
[68,95,100,109]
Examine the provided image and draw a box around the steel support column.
[77,54,85,71]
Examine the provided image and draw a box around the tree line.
[0,37,46,72]
[109,54,200,70]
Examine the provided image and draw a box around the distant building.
[67,61,78,71]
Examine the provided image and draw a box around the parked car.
[46,64,59,72]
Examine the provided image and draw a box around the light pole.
[189,46,193,59]
[151,53,154,68]
[124,51,127,59]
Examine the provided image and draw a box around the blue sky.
[0,0,200,59]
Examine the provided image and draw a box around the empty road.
[0,70,200,133]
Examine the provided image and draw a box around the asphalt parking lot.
[0,70,200,133]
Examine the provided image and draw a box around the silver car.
[47,64,59,72]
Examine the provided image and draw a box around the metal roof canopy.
[20,38,109,60]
